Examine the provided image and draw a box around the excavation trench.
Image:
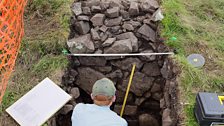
[52,0,179,126]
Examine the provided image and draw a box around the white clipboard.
[6,78,72,126]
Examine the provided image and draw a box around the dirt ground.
[0,1,70,125]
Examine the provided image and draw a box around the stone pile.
[67,0,163,54]
[56,0,179,126]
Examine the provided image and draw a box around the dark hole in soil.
[54,55,179,126]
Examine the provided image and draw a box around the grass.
[161,0,224,125]
[0,0,72,125]
[32,55,68,78]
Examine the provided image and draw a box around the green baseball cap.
[92,78,116,97]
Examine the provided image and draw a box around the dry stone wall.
[55,0,179,126]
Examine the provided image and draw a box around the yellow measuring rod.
[120,64,136,117]
[218,96,224,105]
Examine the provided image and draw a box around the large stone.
[90,14,105,26]
[94,66,112,73]
[106,69,123,79]
[71,2,82,16]
[104,39,132,53]
[138,24,156,42]
[111,58,143,71]
[104,17,122,27]
[122,23,134,31]
[106,7,120,18]
[164,91,171,108]
[140,2,156,13]
[77,16,89,21]
[71,16,77,26]
[116,32,138,52]
[100,2,110,10]
[142,62,161,76]
[99,25,108,32]
[102,37,116,47]
[144,91,152,98]
[151,8,164,22]
[129,2,139,16]
[93,41,102,49]
[75,21,90,35]
[139,114,159,126]
[152,92,163,101]
[126,118,138,126]
[110,26,121,33]
[60,104,73,115]
[151,83,162,93]
[122,72,154,96]
[143,19,157,30]
[100,32,108,42]
[162,109,173,126]
[67,34,95,53]
[135,97,146,106]
[161,60,173,79]
[95,49,103,54]
[91,29,100,40]
[114,105,137,115]
[109,0,123,8]
[82,0,100,7]
[121,0,130,9]
[70,87,80,99]
[47,117,57,126]
[106,31,113,38]
[140,50,156,61]
[76,67,105,94]
[146,0,159,10]
[160,98,166,109]
[116,90,134,103]
[91,6,101,12]
[136,15,146,22]
[120,10,130,19]
[78,57,106,66]
[126,20,141,28]
[82,7,91,15]
[70,69,78,78]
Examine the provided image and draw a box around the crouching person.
[71,78,127,126]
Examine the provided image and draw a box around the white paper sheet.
[6,77,72,126]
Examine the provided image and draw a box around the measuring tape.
[211,122,224,126]
[67,52,174,57]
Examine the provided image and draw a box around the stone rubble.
[59,0,179,126]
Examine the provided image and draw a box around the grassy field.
[0,0,72,125]
[0,0,224,125]
[161,0,224,125]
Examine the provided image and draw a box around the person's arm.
[124,121,128,126]
[120,118,128,126]
[71,103,82,126]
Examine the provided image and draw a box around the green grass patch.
[162,0,224,125]
[0,91,16,115]
[33,55,68,77]
[215,39,224,52]
[27,0,66,15]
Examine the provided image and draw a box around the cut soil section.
[52,0,180,126]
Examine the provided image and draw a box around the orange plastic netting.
[0,0,27,103]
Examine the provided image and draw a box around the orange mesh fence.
[0,0,27,103]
